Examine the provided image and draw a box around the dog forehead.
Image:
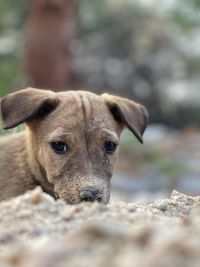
[56,90,113,121]
[58,90,104,109]
[40,90,117,132]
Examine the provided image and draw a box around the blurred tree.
[24,0,77,90]
[1,0,200,127]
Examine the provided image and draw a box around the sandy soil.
[0,187,200,267]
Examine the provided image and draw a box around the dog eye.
[51,141,68,155]
[103,141,118,155]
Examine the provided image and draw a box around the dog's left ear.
[1,87,60,129]
[102,93,148,143]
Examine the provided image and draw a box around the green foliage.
[0,0,28,96]
[0,0,29,31]
[172,0,200,29]
[146,151,184,179]
[0,120,25,136]
[120,130,141,151]
[0,57,20,96]
[78,0,109,32]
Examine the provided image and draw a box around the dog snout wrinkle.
[79,187,102,202]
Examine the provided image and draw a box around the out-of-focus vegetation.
[0,0,200,127]
[75,0,200,127]
[0,1,28,95]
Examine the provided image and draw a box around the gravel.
[0,187,200,267]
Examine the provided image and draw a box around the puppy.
[0,88,148,204]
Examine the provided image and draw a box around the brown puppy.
[0,88,148,204]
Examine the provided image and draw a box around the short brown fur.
[0,88,148,204]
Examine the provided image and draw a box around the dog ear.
[102,93,148,143]
[1,87,60,129]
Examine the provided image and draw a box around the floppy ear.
[102,93,148,143]
[1,87,59,129]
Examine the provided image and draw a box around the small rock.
[158,200,169,211]
[29,187,43,205]
[127,203,136,212]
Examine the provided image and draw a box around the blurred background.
[1,0,200,201]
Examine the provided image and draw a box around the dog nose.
[79,187,102,202]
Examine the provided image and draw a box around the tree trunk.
[24,0,77,90]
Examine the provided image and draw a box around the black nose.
[79,187,102,202]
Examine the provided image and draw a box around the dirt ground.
[0,187,200,267]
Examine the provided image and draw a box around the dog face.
[1,88,148,204]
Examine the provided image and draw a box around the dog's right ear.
[1,87,59,129]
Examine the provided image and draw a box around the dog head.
[1,88,148,204]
